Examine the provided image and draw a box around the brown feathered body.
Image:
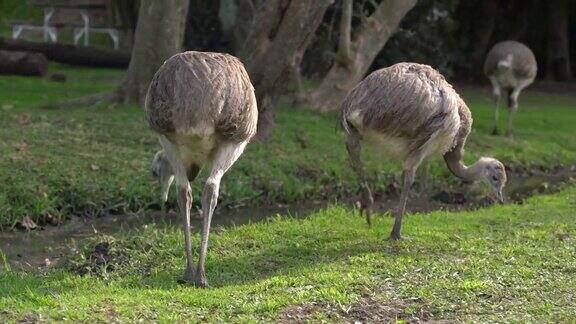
[484,41,537,89]
[145,51,258,169]
[145,51,259,286]
[341,63,471,163]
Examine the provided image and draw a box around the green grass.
[1,65,576,228]
[1,186,575,322]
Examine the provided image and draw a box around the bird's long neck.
[443,148,483,182]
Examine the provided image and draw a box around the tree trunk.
[231,0,333,139]
[469,0,499,77]
[335,0,352,66]
[122,0,189,105]
[307,0,417,112]
[110,0,140,52]
[546,0,571,81]
[0,37,130,68]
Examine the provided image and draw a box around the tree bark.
[231,0,333,139]
[468,0,499,76]
[109,0,140,52]
[335,0,352,66]
[122,0,189,105]
[0,37,129,68]
[306,0,417,112]
[546,0,571,81]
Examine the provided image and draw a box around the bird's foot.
[388,234,412,241]
[177,267,195,285]
[491,127,499,136]
[360,187,374,226]
[194,275,210,288]
[360,207,373,226]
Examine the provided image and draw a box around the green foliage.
[1,187,575,321]
[0,65,575,228]
[376,0,461,77]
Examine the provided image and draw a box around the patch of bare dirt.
[70,241,128,276]
[280,298,431,323]
[1,165,574,272]
[18,313,44,323]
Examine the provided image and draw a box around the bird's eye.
[492,176,498,181]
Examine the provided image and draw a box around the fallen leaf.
[91,164,100,171]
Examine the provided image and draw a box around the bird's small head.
[150,150,169,181]
[151,150,174,204]
[478,157,507,203]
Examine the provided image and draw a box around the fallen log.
[0,37,130,68]
[0,50,48,76]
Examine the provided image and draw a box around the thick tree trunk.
[546,0,571,81]
[110,0,140,52]
[0,37,129,68]
[0,50,48,76]
[232,0,333,139]
[469,0,499,76]
[306,0,417,112]
[122,0,189,105]
[219,0,256,52]
[335,0,352,66]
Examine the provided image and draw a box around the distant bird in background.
[484,41,537,137]
[341,63,506,240]
[146,51,258,287]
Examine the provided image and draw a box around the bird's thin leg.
[390,166,417,241]
[159,136,195,283]
[160,173,174,215]
[177,182,195,282]
[493,94,501,135]
[419,161,430,194]
[507,87,521,138]
[346,131,373,225]
[195,141,248,288]
[489,77,501,135]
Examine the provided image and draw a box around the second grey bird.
[145,51,258,287]
[341,63,506,240]
[484,40,537,137]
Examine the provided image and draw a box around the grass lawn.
[1,64,575,322]
[1,186,575,322]
[0,65,575,228]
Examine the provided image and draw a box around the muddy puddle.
[1,165,574,272]
[0,203,322,271]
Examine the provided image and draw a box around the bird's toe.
[177,267,195,285]
[177,277,194,285]
[194,277,211,288]
[389,233,401,241]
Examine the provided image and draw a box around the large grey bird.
[341,63,507,240]
[145,51,258,287]
[484,40,537,137]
